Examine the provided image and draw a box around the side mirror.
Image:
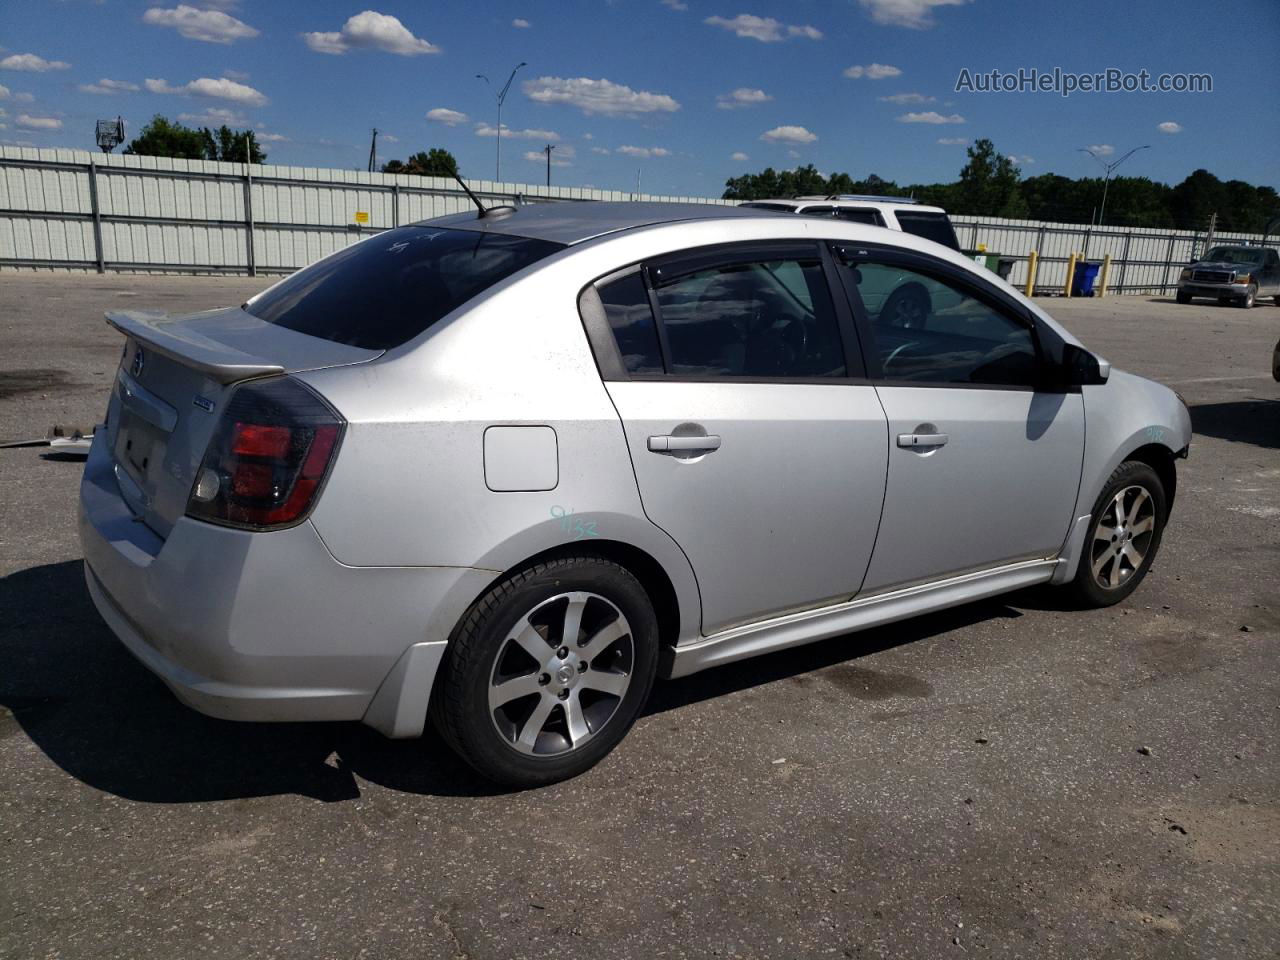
[1061,343,1110,386]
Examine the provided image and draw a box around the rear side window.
[652,257,846,378]
[893,212,960,251]
[245,226,563,350]
[597,272,663,374]
[835,208,886,226]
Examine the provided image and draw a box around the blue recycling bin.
[1072,260,1101,297]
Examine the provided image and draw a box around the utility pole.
[1077,144,1150,226]
[367,128,378,173]
[543,143,555,187]
[1204,211,1217,257]
[476,61,527,182]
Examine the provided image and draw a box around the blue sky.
[2,0,1277,196]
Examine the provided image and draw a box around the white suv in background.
[739,195,961,251]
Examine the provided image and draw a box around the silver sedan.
[80,202,1192,786]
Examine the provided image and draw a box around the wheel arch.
[1122,442,1178,514]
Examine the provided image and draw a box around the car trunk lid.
[103,307,379,539]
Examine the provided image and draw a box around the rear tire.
[1065,460,1167,608]
[1175,289,1192,304]
[432,556,659,788]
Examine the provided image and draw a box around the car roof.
[742,197,948,215]
[426,201,783,246]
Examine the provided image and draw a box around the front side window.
[652,256,846,378]
[246,226,564,350]
[848,261,1037,386]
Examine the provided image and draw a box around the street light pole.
[476,61,527,182]
[1078,145,1150,226]
[543,143,555,187]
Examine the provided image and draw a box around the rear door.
[832,243,1084,592]
[582,242,889,634]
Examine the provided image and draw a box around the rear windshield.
[893,211,960,251]
[245,226,564,350]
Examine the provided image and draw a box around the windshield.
[245,226,564,350]
[1203,246,1264,266]
[740,202,799,212]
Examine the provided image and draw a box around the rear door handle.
[648,434,722,452]
[896,432,949,449]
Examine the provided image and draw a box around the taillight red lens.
[186,377,345,530]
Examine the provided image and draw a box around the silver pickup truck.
[1176,244,1280,308]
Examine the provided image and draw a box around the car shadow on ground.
[2,559,1022,804]
[1190,398,1279,449]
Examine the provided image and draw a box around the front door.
[835,249,1085,593]
[589,244,889,634]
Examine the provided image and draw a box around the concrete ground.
[1,274,1277,959]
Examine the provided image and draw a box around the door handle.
[896,432,949,449]
[648,434,722,452]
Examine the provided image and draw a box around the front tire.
[1237,283,1257,308]
[1066,461,1167,608]
[433,556,659,787]
[1175,289,1192,304]
[880,283,931,329]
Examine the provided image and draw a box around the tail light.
[186,377,344,530]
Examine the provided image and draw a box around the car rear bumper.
[78,433,493,734]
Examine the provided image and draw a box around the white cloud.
[1085,144,1114,156]
[380,133,398,142]
[145,76,268,106]
[523,76,680,116]
[878,91,934,104]
[16,114,62,130]
[475,123,560,141]
[1157,121,1182,134]
[704,14,822,42]
[79,78,141,95]
[857,0,970,29]
[142,5,258,44]
[936,136,969,145]
[303,11,439,56]
[257,131,289,142]
[223,69,251,82]
[591,146,611,155]
[177,107,245,125]
[523,144,575,166]
[716,87,773,109]
[788,24,823,39]
[760,125,817,144]
[788,149,800,159]
[843,63,901,79]
[0,86,9,100]
[12,92,34,103]
[512,17,530,28]
[661,0,689,9]
[426,107,468,125]
[731,151,750,162]
[897,110,964,124]
[1,54,72,72]
[616,145,672,158]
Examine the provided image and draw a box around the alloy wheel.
[1090,484,1157,589]
[488,591,635,757]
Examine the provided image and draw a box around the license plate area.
[113,408,166,489]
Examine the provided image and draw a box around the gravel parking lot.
[1,274,1277,959]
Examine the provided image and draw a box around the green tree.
[125,115,267,163]
[383,148,460,177]
[722,163,858,200]
[955,138,1025,217]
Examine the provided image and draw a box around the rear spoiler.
[105,310,285,383]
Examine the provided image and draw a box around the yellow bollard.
[1024,250,1039,298]
[1064,251,1078,298]
[1099,254,1112,298]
